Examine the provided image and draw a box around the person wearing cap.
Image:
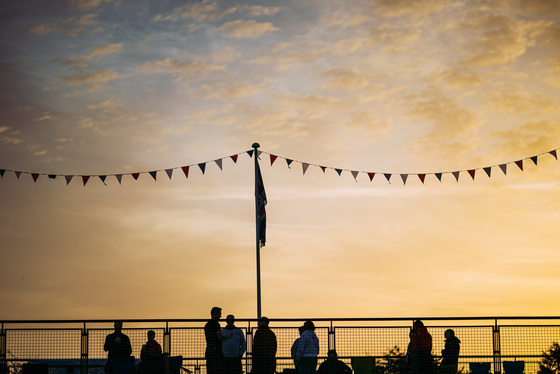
[252,317,277,374]
[221,315,246,374]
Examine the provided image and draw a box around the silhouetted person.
[205,307,231,374]
[291,326,304,372]
[221,315,246,374]
[296,320,319,374]
[140,330,163,374]
[409,320,433,374]
[252,317,277,374]
[316,350,351,374]
[441,329,461,373]
[104,321,132,374]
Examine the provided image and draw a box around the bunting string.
[0,147,558,186]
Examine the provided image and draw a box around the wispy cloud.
[27,14,96,36]
[59,70,127,86]
[217,20,278,38]
[135,58,223,76]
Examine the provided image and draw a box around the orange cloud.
[135,58,223,76]
[217,20,279,38]
[27,14,96,35]
[59,70,126,86]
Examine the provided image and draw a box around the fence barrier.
[1,317,559,374]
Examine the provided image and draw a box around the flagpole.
[253,142,262,319]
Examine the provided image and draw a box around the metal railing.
[1,317,559,374]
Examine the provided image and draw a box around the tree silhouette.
[538,342,560,374]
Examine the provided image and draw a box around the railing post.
[81,323,88,374]
[245,321,253,374]
[328,320,335,353]
[1,323,6,374]
[493,319,501,374]
[163,322,171,355]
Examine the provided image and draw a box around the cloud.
[369,0,450,18]
[27,14,96,35]
[68,0,113,9]
[203,83,268,100]
[0,127,23,145]
[88,43,123,58]
[431,67,488,89]
[405,90,483,140]
[217,20,279,38]
[458,12,552,67]
[318,68,380,91]
[135,58,223,76]
[484,89,559,114]
[491,120,560,155]
[153,1,281,23]
[341,111,393,134]
[59,70,127,86]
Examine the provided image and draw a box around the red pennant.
[82,176,90,186]
[132,173,140,180]
[418,174,425,184]
[181,166,190,178]
[515,160,523,171]
[230,154,238,163]
[368,172,375,181]
[468,169,475,180]
[270,155,277,166]
[320,166,326,173]
[32,173,39,182]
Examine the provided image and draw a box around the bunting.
[0,147,558,186]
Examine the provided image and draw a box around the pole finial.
[252,143,260,149]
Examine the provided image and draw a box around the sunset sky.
[1,0,560,321]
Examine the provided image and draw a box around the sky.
[1,0,560,321]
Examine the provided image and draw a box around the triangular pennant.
[149,171,157,181]
[132,173,140,180]
[335,169,342,176]
[32,173,39,182]
[286,159,293,168]
[452,171,460,182]
[320,166,326,173]
[257,150,262,158]
[384,173,391,183]
[499,164,507,175]
[515,160,523,171]
[418,174,426,184]
[181,166,190,178]
[468,169,475,180]
[368,172,375,181]
[115,174,123,184]
[270,155,277,166]
[230,154,238,163]
[15,171,22,179]
[351,170,359,181]
[65,175,73,185]
[484,167,491,178]
[302,163,310,175]
[400,174,408,185]
[0,169,5,177]
[247,150,254,158]
[530,156,538,166]
[214,159,223,170]
[99,175,107,185]
[549,150,557,160]
[48,174,57,179]
[82,175,90,186]
[165,169,173,179]
[435,173,442,182]
[198,163,206,174]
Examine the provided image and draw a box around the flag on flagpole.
[256,161,267,247]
